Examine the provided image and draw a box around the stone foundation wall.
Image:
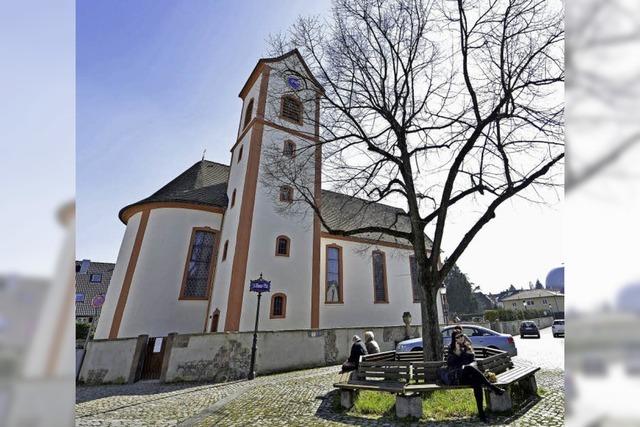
[162,325,422,383]
[78,335,147,384]
[78,317,553,385]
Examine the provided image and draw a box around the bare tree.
[264,0,564,361]
[566,0,640,192]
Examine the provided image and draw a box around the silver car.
[396,324,518,356]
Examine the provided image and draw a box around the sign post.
[248,273,271,380]
[83,294,105,349]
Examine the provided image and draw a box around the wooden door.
[141,336,166,380]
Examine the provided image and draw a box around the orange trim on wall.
[109,209,150,339]
[269,293,287,319]
[224,66,271,332]
[229,117,318,155]
[310,94,321,328]
[203,149,235,332]
[121,202,225,224]
[178,227,219,301]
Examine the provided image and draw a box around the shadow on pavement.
[76,379,247,404]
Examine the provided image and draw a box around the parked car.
[396,324,517,356]
[520,321,540,338]
[552,319,565,337]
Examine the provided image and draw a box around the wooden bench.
[333,357,412,407]
[333,347,539,418]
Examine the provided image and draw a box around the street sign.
[250,277,271,293]
[91,294,105,308]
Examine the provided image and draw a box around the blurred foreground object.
[0,202,75,427]
[566,0,640,425]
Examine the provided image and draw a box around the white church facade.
[94,50,447,340]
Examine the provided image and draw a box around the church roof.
[119,160,230,223]
[239,49,325,98]
[75,260,115,317]
[119,160,431,250]
[500,289,563,302]
[320,190,432,249]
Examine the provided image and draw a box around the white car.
[552,319,565,337]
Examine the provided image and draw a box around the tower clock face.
[287,76,302,90]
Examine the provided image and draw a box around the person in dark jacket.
[445,330,505,422]
[340,335,368,373]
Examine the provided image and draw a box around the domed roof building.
[545,266,564,294]
[617,283,640,314]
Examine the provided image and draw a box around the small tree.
[535,279,544,290]
[265,0,563,361]
[444,263,477,314]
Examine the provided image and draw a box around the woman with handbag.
[443,330,505,422]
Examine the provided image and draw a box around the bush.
[484,310,499,322]
[76,321,90,340]
[485,308,550,322]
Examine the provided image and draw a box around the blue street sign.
[250,276,271,293]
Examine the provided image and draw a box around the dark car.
[520,321,540,338]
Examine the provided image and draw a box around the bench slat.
[334,380,405,393]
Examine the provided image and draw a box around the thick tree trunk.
[419,284,443,362]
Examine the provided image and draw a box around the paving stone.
[76,365,564,426]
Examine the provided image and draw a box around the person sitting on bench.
[340,335,368,374]
[443,330,505,423]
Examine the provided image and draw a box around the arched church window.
[270,293,287,318]
[222,240,229,261]
[279,185,293,203]
[180,228,217,300]
[210,308,220,332]
[231,189,236,208]
[237,145,243,163]
[283,140,296,158]
[280,95,303,124]
[325,244,343,303]
[243,98,254,129]
[372,250,388,303]
[275,236,290,257]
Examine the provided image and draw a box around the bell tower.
[207,50,323,332]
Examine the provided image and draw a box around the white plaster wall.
[117,208,223,338]
[238,72,264,137]
[319,238,444,329]
[207,73,264,330]
[238,127,316,332]
[78,338,138,384]
[94,212,142,339]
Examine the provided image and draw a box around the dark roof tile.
[119,161,230,223]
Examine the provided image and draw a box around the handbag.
[437,367,458,385]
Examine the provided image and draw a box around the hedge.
[76,321,90,340]
[484,308,549,322]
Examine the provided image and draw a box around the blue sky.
[76,1,563,295]
[0,1,74,277]
[77,0,331,262]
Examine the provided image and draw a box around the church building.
[94,50,447,340]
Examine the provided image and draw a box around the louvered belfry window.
[182,230,216,298]
[372,251,388,303]
[281,96,303,124]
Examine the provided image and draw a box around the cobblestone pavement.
[76,366,563,426]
